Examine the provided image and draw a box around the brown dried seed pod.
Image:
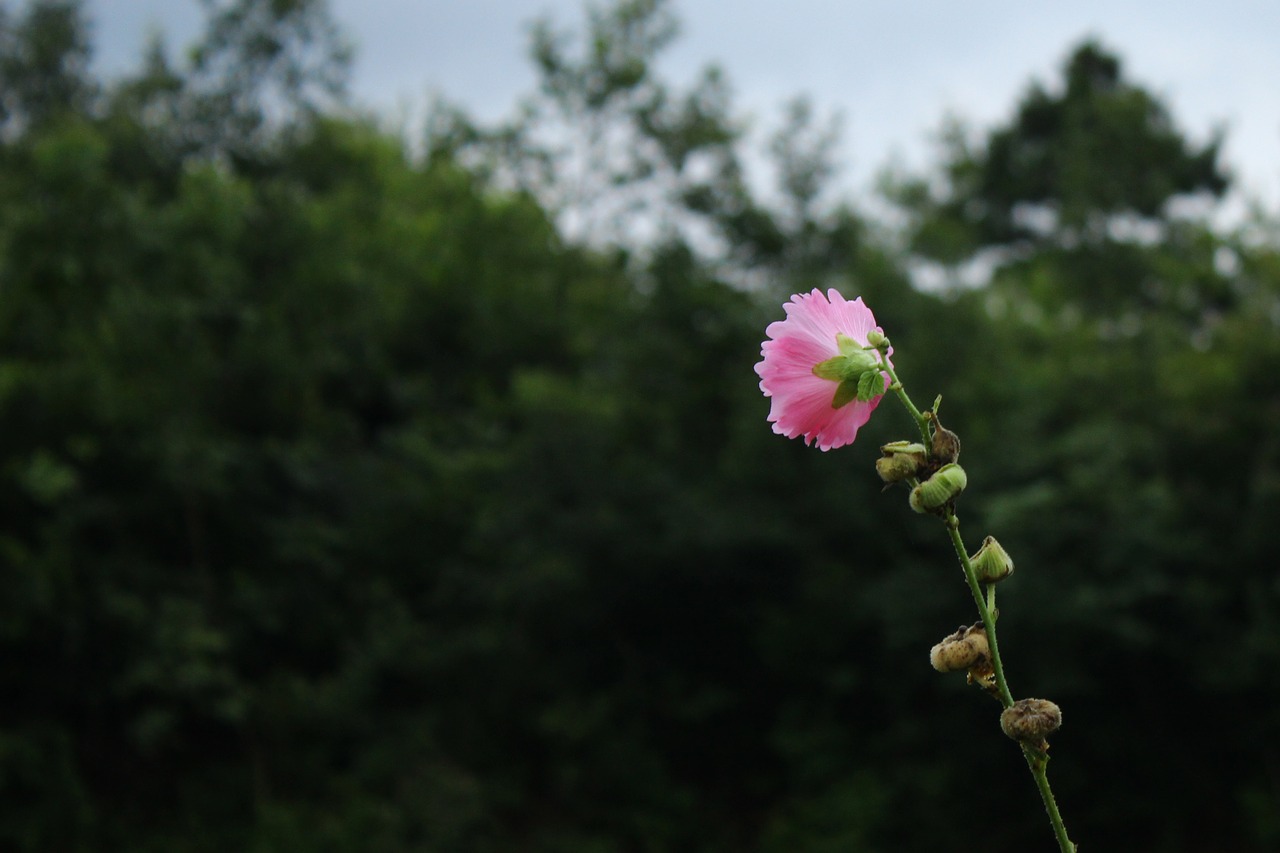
[929,415,961,465]
[929,624,990,672]
[1000,698,1062,745]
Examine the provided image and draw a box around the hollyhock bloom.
[754,288,892,451]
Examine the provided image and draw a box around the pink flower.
[754,288,892,451]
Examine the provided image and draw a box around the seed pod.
[929,623,990,673]
[930,415,961,465]
[875,441,928,483]
[1000,698,1062,748]
[970,535,1014,584]
[909,463,967,513]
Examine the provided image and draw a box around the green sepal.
[831,378,859,409]
[812,355,850,382]
[836,333,865,357]
[856,369,885,401]
[814,336,882,408]
[813,348,877,383]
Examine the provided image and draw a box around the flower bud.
[909,463,967,513]
[875,441,928,483]
[970,535,1014,584]
[929,623,990,673]
[866,329,889,350]
[1000,698,1062,748]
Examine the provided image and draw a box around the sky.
[84,0,1280,214]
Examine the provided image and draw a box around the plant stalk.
[879,357,1076,853]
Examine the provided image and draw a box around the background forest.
[2,0,1279,850]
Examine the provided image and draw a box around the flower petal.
[755,288,892,451]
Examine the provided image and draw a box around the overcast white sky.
[84,1,1280,213]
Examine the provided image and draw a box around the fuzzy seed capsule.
[1000,698,1062,748]
[909,463,967,513]
[929,624,990,673]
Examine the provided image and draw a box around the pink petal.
[754,288,892,451]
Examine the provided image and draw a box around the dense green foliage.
[2,1,1279,850]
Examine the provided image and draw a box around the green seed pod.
[909,463,967,513]
[1000,698,1062,747]
[929,624,990,673]
[970,535,1015,584]
[875,441,928,483]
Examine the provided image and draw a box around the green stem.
[948,509,1075,852]
[884,364,1076,853]
[943,511,1014,707]
[1026,747,1077,853]
[879,360,931,451]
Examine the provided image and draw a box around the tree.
[186,0,351,159]
[430,0,860,285]
[891,40,1232,322]
[0,0,95,135]
[884,35,1280,853]
[4,2,1280,849]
